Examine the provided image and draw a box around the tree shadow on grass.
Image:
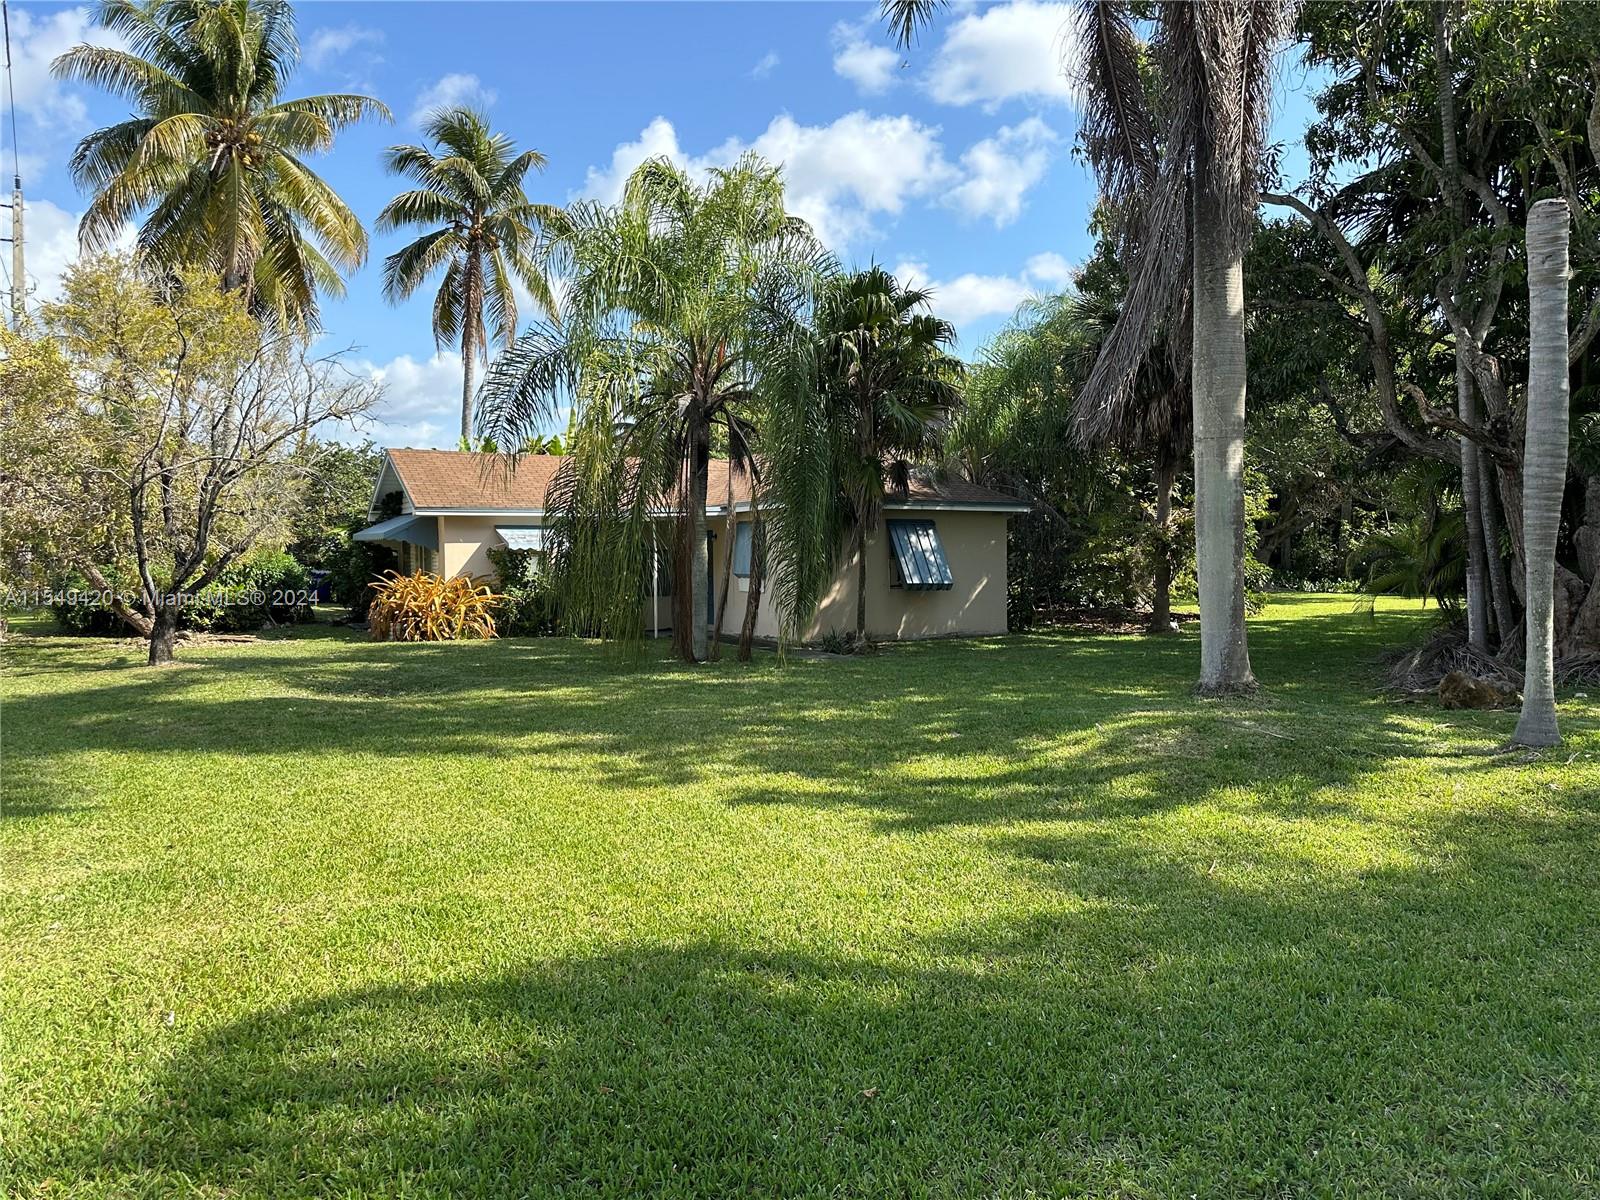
[27,793,1599,1198]
[4,610,1593,832]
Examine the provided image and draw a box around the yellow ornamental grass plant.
[368,571,502,642]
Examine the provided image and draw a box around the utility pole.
[8,175,20,329]
[2,0,20,329]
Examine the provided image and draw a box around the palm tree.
[813,267,962,640]
[883,0,1288,693]
[476,155,827,662]
[1512,198,1572,748]
[377,106,559,445]
[54,0,389,327]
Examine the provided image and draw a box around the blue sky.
[4,0,1325,447]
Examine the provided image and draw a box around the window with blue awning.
[886,519,953,590]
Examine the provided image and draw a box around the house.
[354,449,1029,641]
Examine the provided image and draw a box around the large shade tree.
[377,106,559,445]
[476,156,827,662]
[814,266,962,641]
[54,0,389,328]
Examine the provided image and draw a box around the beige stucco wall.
[719,509,1011,643]
[436,515,516,581]
[426,509,1010,641]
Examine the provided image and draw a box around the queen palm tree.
[883,0,1289,693]
[476,155,828,662]
[1512,198,1572,748]
[814,266,962,641]
[54,0,389,327]
[377,106,559,445]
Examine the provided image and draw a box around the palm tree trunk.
[461,256,482,447]
[687,405,711,662]
[854,523,869,641]
[1512,198,1571,748]
[1457,356,1492,651]
[1190,179,1256,695]
[738,513,765,662]
[710,465,737,658]
[1147,448,1176,635]
[1481,469,1516,643]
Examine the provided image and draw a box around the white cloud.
[13,198,134,311]
[410,73,496,126]
[306,23,384,71]
[583,113,958,250]
[923,1,1078,110]
[749,51,780,80]
[894,258,1031,328]
[892,251,1074,333]
[581,116,687,205]
[352,350,464,449]
[0,6,124,135]
[1023,250,1075,289]
[831,20,899,95]
[944,116,1057,226]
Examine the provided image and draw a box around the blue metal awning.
[887,519,953,590]
[496,526,548,551]
[353,514,438,551]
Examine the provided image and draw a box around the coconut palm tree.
[476,155,828,662]
[377,106,559,445]
[1512,198,1572,748]
[814,266,963,641]
[883,0,1289,693]
[54,0,389,327]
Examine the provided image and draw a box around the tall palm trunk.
[1481,472,1516,641]
[687,403,711,662]
[1457,357,1492,650]
[1513,197,1571,747]
[710,464,737,657]
[855,523,870,640]
[460,251,483,446]
[738,511,766,662]
[1147,448,1176,635]
[1189,176,1255,695]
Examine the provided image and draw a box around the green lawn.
[3,595,1597,1198]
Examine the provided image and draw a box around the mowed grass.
[3,595,1597,1198]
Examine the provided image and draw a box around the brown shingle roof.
[384,449,1026,513]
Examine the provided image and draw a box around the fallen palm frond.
[368,571,502,642]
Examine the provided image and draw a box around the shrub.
[50,552,310,636]
[326,539,397,621]
[368,571,501,642]
[486,545,560,637]
[815,628,875,655]
[182,551,312,632]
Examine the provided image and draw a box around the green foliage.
[55,0,390,327]
[325,540,396,622]
[477,154,830,652]
[50,551,310,635]
[486,545,560,636]
[286,441,386,572]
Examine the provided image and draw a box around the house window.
[885,519,954,591]
[732,522,754,578]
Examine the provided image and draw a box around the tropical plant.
[814,266,963,640]
[1513,199,1573,748]
[54,0,390,327]
[377,106,559,444]
[367,570,502,642]
[476,155,828,662]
